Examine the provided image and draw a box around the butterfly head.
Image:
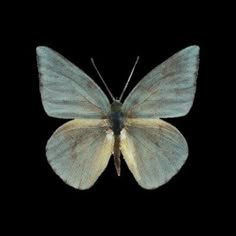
[111,100,123,112]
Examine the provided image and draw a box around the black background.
[7,3,230,233]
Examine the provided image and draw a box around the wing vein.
[41,75,106,113]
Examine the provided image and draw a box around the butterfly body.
[109,100,124,176]
[37,45,199,190]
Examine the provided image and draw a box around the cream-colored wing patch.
[46,119,114,190]
[120,118,188,189]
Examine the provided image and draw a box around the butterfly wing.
[36,46,110,119]
[120,46,199,188]
[120,119,188,189]
[46,119,114,189]
[122,46,199,118]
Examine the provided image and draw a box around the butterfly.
[37,45,199,190]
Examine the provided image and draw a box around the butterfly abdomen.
[114,135,121,176]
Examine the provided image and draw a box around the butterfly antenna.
[91,58,115,101]
[119,56,140,101]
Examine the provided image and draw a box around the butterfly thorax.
[109,100,124,136]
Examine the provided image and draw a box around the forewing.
[37,46,110,119]
[120,119,188,189]
[123,46,199,118]
[46,119,114,189]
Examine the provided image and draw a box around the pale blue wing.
[122,46,199,118]
[37,46,110,119]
